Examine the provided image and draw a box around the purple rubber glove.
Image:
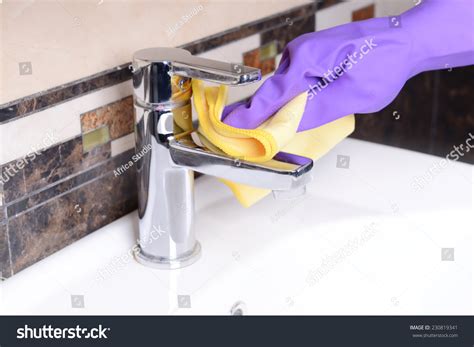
[223,0,474,132]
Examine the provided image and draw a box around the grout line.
[260,12,315,35]
[5,222,14,277]
[80,95,132,120]
[6,143,107,206]
[0,64,131,125]
[8,169,112,219]
[428,70,440,155]
[5,150,134,218]
[0,80,132,167]
[180,3,316,52]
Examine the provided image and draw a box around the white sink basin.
[1,139,472,315]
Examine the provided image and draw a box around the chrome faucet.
[132,47,313,269]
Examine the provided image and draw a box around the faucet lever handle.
[169,137,313,191]
[173,55,261,85]
[133,47,261,86]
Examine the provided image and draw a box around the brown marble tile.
[431,66,474,164]
[8,159,137,275]
[0,222,12,279]
[2,135,111,213]
[20,144,62,199]
[7,149,133,217]
[1,160,27,204]
[261,14,315,54]
[58,136,111,180]
[260,58,276,76]
[8,197,77,274]
[0,63,132,124]
[243,48,276,76]
[243,48,260,69]
[352,4,375,22]
[351,71,436,154]
[317,0,343,10]
[81,96,134,140]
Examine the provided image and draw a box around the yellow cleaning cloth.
[191,79,355,207]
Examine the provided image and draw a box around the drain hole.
[230,301,246,315]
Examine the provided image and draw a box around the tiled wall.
[0,2,318,279]
[1,0,472,280]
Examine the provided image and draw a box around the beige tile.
[111,133,135,157]
[1,0,311,103]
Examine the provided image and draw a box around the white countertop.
[1,138,472,315]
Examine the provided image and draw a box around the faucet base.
[134,242,201,269]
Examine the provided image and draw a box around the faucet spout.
[169,137,313,191]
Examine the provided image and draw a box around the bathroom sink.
[0,138,471,315]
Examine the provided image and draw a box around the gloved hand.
[222,0,474,132]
